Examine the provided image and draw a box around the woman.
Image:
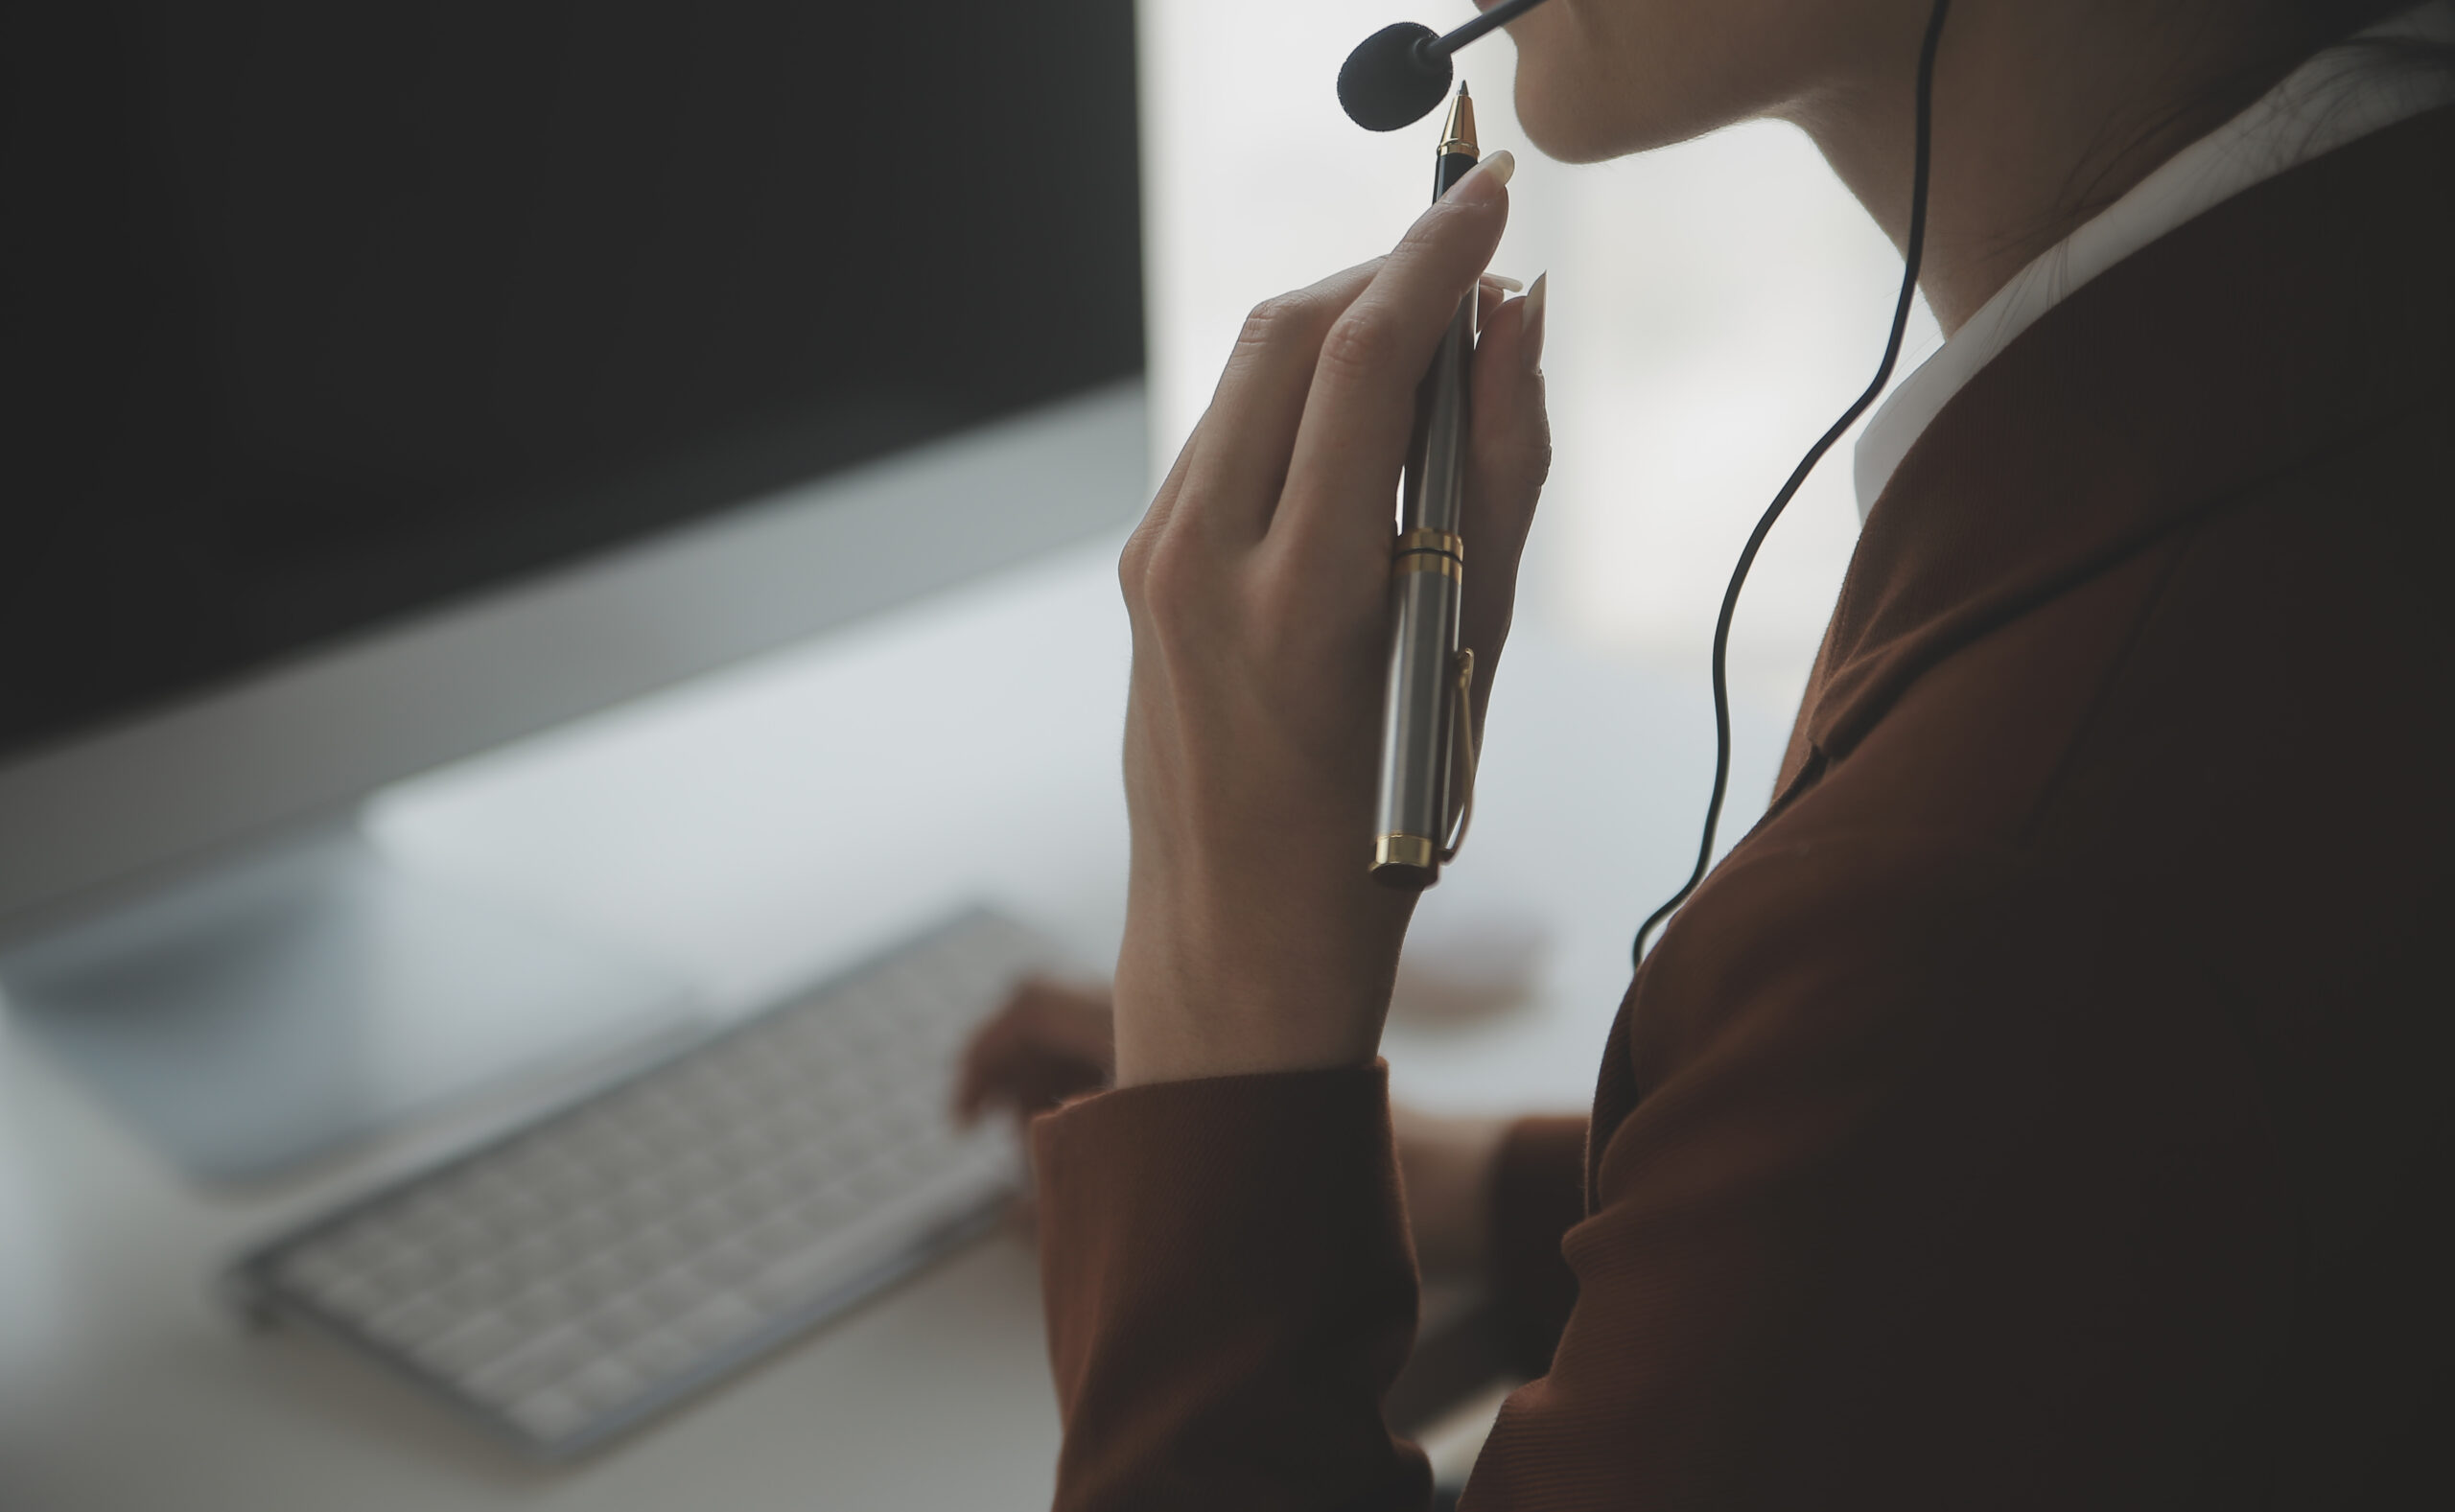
[958,0,2455,1504]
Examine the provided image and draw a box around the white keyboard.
[229,909,1054,1458]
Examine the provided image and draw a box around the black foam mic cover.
[1338,22,1453,131]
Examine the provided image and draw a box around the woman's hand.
[952,978,1116,1126]
[1111,151,1549,1087]
[955,981,1510,1281]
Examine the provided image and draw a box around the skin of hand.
[956,979,1511,1281]
[1108,152,1550,1089]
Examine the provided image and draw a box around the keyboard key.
[619,1325,701,1381]
[365,1293,454,1349]
[580,1295,663,1349]
[670,1294,761,1355]
[690,1242,760,1289]
[502,1281,583,1333]
[463,1324,591,1406]
[412,1313,521,1377]
[739,1210,821,1260]
[631,1268,703,1319]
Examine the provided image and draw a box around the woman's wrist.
[1112,1009,1380,1087]
[1111,916,1405,1086]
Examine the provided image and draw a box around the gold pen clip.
[1439,646,1478,865]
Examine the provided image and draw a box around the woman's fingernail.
[1480,273,1526,292]
[1522,271,1548,375]
[1447,149,1515,202]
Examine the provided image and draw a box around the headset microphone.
[1339,0,1557,130]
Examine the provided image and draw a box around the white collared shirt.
[1852,0,2455,520]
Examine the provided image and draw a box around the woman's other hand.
[955,980,1510,1283]
[952,978,1117,1125]
[1112,151,1550,1088]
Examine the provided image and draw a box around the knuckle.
[1317,310,1401,383]
[1524,413,1556,479]
[1394,202,1450,257]
[1246,564,1344,656]
[1140,537,1206,633]
[1117,523,1158,607]
[1398,195,1476,258]
[1233,291,1314,355]
[1114,520,1168,614]
[1479,415,1555,489]
[1505,429,1555,486]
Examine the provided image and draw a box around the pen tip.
[1438,80,1479,156]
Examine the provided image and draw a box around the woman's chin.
[1510,68,1612,165]
[1512,56,1756,167]
[1510,65,1648,166]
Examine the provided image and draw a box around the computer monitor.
[0,0,1148,1179]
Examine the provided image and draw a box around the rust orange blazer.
[1031,105,2455,1509]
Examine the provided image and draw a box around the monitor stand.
[0,824,694,1184]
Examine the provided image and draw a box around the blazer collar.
[1798,105,2455,768]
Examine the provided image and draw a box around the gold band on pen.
[1374,833,1438,871]
[1391,527,1463,582]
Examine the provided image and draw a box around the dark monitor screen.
[0,1,1143,763]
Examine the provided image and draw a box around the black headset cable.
[1631,0,1952,965]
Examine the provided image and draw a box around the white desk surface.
[0,533,1787,1511]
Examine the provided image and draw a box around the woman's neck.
[1789,1,2315,335]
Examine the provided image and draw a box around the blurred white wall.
[1138,1,1942,724]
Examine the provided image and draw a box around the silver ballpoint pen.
[1371,83,1481,889]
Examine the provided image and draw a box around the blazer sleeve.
[1033,1062,1433,1512]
